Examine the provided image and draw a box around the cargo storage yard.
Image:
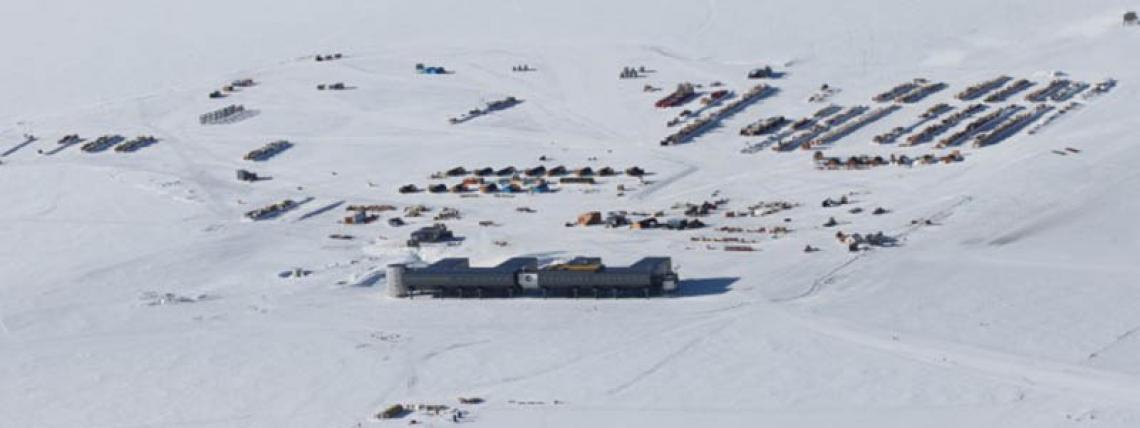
[2,1,1140,427]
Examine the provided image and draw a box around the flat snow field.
[3,0,1140,427]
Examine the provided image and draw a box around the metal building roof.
[416,257,537,273]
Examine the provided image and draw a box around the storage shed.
[577,211,602,226]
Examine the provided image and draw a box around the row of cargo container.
[774,106,865,151]
[740,116,788,136]
[661,84,774,145]
[985,79,1033,102]
[903,104,988,146]
[1046,81,1089,102]
[448,96,521,124]
[1082,79,1117,100]
[957,75,1013,101]
[244,140,293,161]
[209,79,255,99]
[1025,80,1073,102]
[199,104,247,125]
[404,180,557,195]
[61,134,159,153]
[897,82,947,103]
[244,199,298,221]
[813,151,964,170]
[80,135,124,153]
[873,80,924,103]
[972,104,1053,147]
[873,104,953,144]
[871,79,945,104]
[936,105,1023,148]
[654,83,697,108]
[436,165,643,179]
[740,105,837,153]
[114,136,159,153]
[802,105,900,150]
[1027,102,1083,136]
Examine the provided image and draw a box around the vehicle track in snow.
[773,195,974,303]
[1,136,38,157]
[777,309,1140,406]
[692,0,719,40]
[422,339,492,362]
[1087,325,1140,361]
[135,101,237,219]
[469,310,739,391]
[630,160,698,202]
[400,339,494,396]
[604,324,722,396]
[617,291,1140,407]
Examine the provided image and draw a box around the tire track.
[471,311,741,390]
[778,310,1140,405]
[630,161,697,201]
[1087,325,1140,360]
[605,333,710,396]
[403,339,492,395]
[773,195,974,303]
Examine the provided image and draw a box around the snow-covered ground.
[3,1,1140,426]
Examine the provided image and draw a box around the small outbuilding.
[559,177,595,184]
[525,166,547,177]
[408,223,454,247]
[236,169,259,182]
[605,212,629,228]
[415,63,448,74]
[577,211,602,226]
[633,218,660,230]
[377,404,407,419]
[665,218,704,230]
[748,66,775,79]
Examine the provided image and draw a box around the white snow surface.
[3,0,1140,426]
